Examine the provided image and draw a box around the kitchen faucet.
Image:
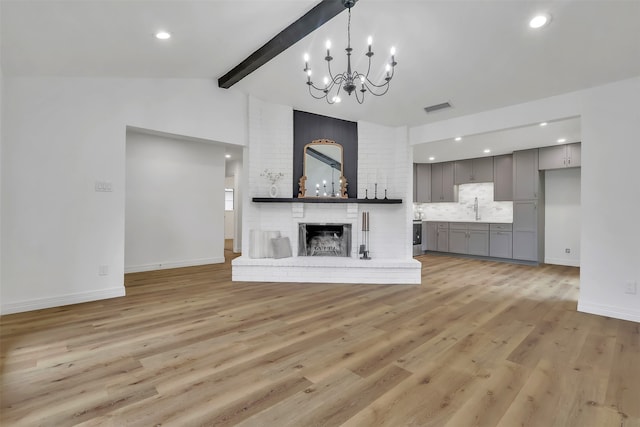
[474,197,481,221]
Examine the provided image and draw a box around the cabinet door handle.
[567,157,571,165]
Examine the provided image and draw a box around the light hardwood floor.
[1,251,638,426]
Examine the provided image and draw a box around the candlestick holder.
[384,189,388,200]
[359,211,371,260]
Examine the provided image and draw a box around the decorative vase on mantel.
[261,169,284,198]
[269,183,279,198]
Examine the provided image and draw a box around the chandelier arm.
[308,85,331,100]
[354,87,365,104]
[365,54,373,80]
[326,60,338,82]
[363,81,391,97]
[362,73,393,89]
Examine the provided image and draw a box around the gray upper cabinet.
[431,162,456,202]
[513,149,540,201]
[568,143,581,167]
[538,142,581,170]
[454,157,493,184]
[413,164,417,202]
[415,163,431,203]
[493,154,513,201]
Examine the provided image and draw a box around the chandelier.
[303,0,397,104]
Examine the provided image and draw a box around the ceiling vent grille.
[424,102,452,113]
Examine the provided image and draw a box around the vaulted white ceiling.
[2,0,639,154]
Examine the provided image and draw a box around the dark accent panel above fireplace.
[293,110,357,199]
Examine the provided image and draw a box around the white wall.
[242,98,413,262]
[227,158,243,253]
[224,176,234,240]
[579,79,640,322]
[357,121,413,259]
[0,58,3,311]
[544,168,581,267]
[242,97,295,254]
[125,131,225,272]
[411,76,640,323]
[1,77,246,314]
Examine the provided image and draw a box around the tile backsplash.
[414,183,513,222]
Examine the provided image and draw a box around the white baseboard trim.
[1,286,126,315]
[124,257,225,273]
[578,300,640,323]
[544,257,580,267]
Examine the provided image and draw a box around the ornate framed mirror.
[298,139,348,198]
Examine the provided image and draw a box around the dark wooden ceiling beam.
[217,0,349,89]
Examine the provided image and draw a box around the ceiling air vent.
[424,102,452,113]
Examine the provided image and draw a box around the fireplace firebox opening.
[298,223,352,257]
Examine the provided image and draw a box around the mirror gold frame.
[298,139,348,198]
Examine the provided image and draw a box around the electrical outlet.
[565,248,571,253]
[95,180,113,192]
[625,281,637,295]
[98,265,109,276]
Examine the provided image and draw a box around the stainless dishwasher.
[413,221,423,255]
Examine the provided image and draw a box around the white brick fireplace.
[232,97,421,285]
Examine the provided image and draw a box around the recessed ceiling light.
[155,31,171,40]
[428,156,435,161]
[483,149,491,153]
[454,137,462,142]
[529,14,550,29]
[539,122,548,126]
[225,154,231,158]
[557,138,566,143]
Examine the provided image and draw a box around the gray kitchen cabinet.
[538,142,581,170]
[413,164,417,202]
[431,162,456,202]
[436,222,449,252]
[449,224,468,254]
[423,221,437,251]
[512,149,544,262]
[568,143,581,167]
[415,163,431,203]
[454,157,494,184]
[513,149,541,201]
[468,227,490,256]
[448,222,489,256]
[512,200,544,261]
[493,154,513,201]
[489,223,513,258]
